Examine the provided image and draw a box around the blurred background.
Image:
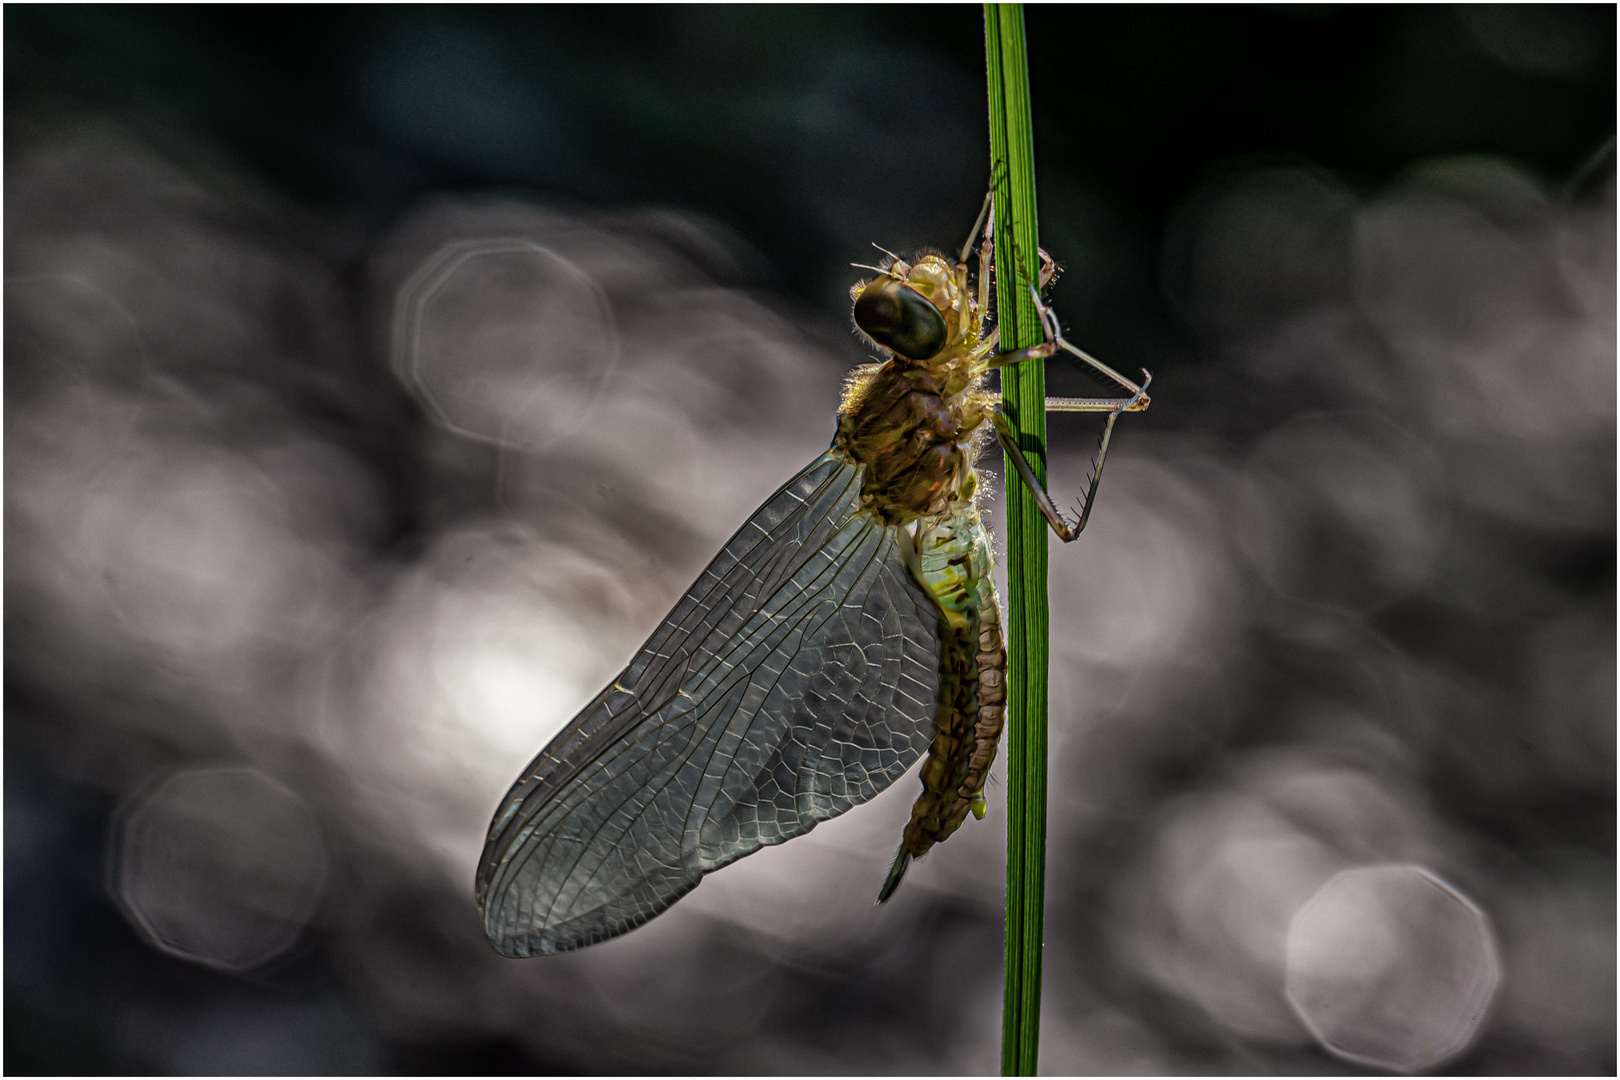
[5,4,1614,1074]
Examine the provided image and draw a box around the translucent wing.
[476,451,943,956]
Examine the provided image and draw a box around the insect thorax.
[833,358,989,525]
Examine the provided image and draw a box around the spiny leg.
[993,374,1151,543]
[1047,392,1150,414]
[971,185,1058,356]
[987,292,1142,396]
[1027,283,1145,399]
[975,221,1152,540]
[971,249,1061,363]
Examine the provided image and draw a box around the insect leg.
[1027,283,1145,398]
[958,190,994,266]
[985,339,1056,369]
[1036,247,1058,289]
[975,200,994,328]
[985,287,1149,411]
[1046,393,1150,413]
[953,193,993,341]
[967,203,1057,363]
[993,374,1151,543]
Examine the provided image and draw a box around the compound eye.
[853,277,948,360]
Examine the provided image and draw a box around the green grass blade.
[984,4,1048,1075]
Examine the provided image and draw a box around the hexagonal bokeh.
[112,766,328,970]
[1285,864,1501,1073]
[393,238,617,450]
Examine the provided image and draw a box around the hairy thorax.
[833,359,987,525]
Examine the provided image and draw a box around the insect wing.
[476,452,942,956]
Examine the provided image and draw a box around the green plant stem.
[985,4,1048,1076]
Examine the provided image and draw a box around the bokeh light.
[111,767,328,971]
[1286,865,1501,1073]
[394,238,618,450]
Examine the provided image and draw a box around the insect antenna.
[849,262,888,274]
[870,241,903,263]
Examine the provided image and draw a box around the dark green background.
[9,4,1614,304]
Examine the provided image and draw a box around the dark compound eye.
[853,277,948,361]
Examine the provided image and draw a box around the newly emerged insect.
[475,194,1150,956]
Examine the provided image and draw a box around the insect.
[475,194,1150,956]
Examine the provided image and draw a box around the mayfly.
[476,194,1150,956]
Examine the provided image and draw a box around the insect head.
[852,255,964,362]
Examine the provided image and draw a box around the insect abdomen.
[879,505,1006,901]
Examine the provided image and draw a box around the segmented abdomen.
[878,500,1006,899]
